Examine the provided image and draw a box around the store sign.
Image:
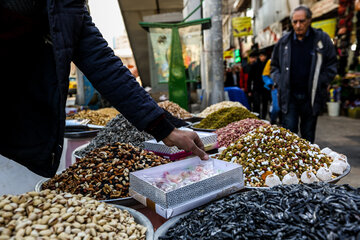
[223,50,234,59]
[256,22,282,49]
[311,18,337,39]
[232,17,253,37]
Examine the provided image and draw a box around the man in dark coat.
[0,0,208,177]
[225,64,242,87]
[271,5,337,143]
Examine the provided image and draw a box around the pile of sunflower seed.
[160,183,360,240]
[75,114,153,157]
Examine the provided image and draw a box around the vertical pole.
[202,0,224,106]
[76,68,85,105]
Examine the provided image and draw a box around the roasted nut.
[158,100,192,119]
[216,118,269,147]
[198,101,246,118]
[43,143,170,200]
[0,191,146,239]
[66,108,119,126]
[218,125,333,187]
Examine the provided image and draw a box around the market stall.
[1,101,358,239]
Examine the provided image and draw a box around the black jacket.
[0,0,174,177]
[271,27,337,115]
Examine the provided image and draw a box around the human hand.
[163,129,209,160]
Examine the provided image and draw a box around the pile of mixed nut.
[0,190,147,239]
[43,143,171,200]
[158,101,192,119]
[217,125,349,187]
[66,108,119,126]
[75,114,154,158]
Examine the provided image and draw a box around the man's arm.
[72,11,163,132]
[270,42,281,86]
[321,33,337,85]
[72,9,207,159]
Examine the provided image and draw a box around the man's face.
[249,56,257,64]
[259,54,267,62]
[291,10,311,38]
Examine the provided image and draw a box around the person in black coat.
[271,6,337,143]
[225,64,241,87]
[248,51,269,118]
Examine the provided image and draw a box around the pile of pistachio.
[157,100,192,119]
[218,125,335,187]
[0,190,147,239]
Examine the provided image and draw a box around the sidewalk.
[315,115,360,187]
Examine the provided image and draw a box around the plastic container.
[327,102,340,117]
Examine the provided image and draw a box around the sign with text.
[232,17,253,37]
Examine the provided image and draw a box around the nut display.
[215,118,269,147]
[217,125,335,187]
[198,101,245,118]
[0,190,147,239]
[66,108,119,126]
[160,183,360,239]
[43,143,171,200]
[194,107,258,130]
[158,101,192,119]
[75,114,153,158]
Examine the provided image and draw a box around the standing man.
[271,5,337,143]
[225,64,240,87]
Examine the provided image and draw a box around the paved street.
[315,115,360,187]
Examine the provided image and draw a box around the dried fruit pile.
[198,101,246,118]
[215,118,269,147]
[66,108,119,126]
[158,100,192,119]
[0,190,147,239]
[75,114,153,158]
[43,143,171,200]
[194,107,258,130]
[160,183,360,240]
[218,125,339,187]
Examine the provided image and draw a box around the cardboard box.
[143,131,218,160]
[129,157,244,219]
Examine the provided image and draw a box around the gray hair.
[290,5,312,21]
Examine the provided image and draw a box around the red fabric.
[239,67,248,92]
